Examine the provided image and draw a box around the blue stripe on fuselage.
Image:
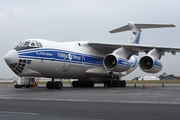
[18,48,104,67]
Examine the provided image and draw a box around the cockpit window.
[39,42,43,47]
[17,40,43,48]
[30,42,35,46]
[18,41,23,46]
[23,41,30,46]
[36,41,40,47]
[20,42,24,46]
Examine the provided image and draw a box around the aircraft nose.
[4,49,19,64]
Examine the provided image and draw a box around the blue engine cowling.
[103,54,131,72]
[139,56,162,73]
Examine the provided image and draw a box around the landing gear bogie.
[104,80,126,87]
[72,81,94,88]
[46,81,63,89]
[120,80,126,87]
[54,81,63,89]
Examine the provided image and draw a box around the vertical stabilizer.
[127,22,141,44]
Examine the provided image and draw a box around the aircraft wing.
[88,42,180,55]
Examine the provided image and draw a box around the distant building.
[138,76,160,81]
[159,74,179,80]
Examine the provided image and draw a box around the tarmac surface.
[0,83,180,120]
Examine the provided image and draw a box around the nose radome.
[4,49,19,64]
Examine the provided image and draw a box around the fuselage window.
[23,41,30,46]
[19,59,22,63]
[27,60,31,64]
[23,60,26,63]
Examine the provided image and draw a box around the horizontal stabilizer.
[110,22,175,33]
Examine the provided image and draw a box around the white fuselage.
[4,39,138,83]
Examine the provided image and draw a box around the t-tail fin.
[109,22,175,44]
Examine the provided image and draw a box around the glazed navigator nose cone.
[4,49,19,64]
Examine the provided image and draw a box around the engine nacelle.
[139,56,162,73]
[121,55,139,77]
[103,54,131,72]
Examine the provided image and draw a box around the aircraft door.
[62,53,72,72]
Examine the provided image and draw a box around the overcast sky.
[1,0,180,80]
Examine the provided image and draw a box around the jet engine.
[139,55,162,73]
[103,53,131,72]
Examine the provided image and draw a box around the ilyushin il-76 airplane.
[4,22,180,89]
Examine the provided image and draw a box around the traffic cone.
[105,83,107,89]
[143,84,145,89]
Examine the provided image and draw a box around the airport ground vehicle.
[14,77,35,88]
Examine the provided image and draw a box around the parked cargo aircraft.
[4,22,180,89]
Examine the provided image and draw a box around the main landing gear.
[72,81,94,88]
[71,80,126,88]
[46,78,63,89]
[104,80,126,87]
